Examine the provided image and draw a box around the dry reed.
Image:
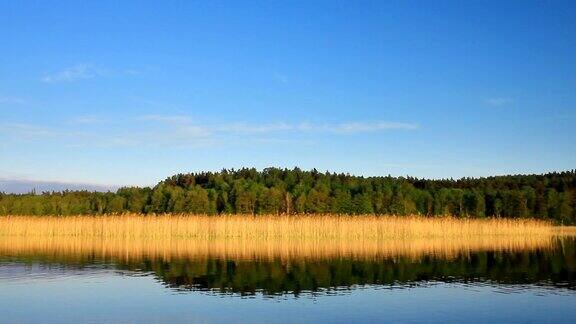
[0,214,568,262]
[0,214,557,239]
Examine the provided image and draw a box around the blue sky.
[1,1,575,188]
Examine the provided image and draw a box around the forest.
[0,168,575,223]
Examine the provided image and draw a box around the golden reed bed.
[0,214,574,262]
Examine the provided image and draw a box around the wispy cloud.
[0,115,418,149]
[217,122,294,133]
[41,63,105,83]
[272,72,289,84]
[322,121,419,134]
[171,125,212,138]
[0,96,26,105]
[69,115,104,124]
[138,114,192,124]
[485,97,514,107]
[0,123,58,139]
[123,68,141,76]
[143,115,418,135]
[216,121,418,134]
[0,123,92,142]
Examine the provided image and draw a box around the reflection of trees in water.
[118,241,576,296]
[2,238,574,296]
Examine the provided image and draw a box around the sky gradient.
[1,1,575,189]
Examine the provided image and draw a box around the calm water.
[0,238,575,323]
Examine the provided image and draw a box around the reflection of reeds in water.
[0,235,560,262]
[0,215,568,261]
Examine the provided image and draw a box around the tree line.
[0,168,575,223]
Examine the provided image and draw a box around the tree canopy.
[1,168,575,223]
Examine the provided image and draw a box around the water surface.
[0,237,574,323]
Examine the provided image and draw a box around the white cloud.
[212,121,418,135]
[272,72,289,84]
[70,115,104,124]
[138,114,192,124]
[485,97,514,107]
[129,96,167,107]
[0,123,58,138]
[42,63,104,83]
[176,125,212,137]
[0,123,90,141]
[137,116,418,136]
[294,121,418,133]
[1,116,418,149]
[325,121,419,133]
[107,137,141,147]
[0,96,26,105]
[123,69,140,75]
[217,122,294,133]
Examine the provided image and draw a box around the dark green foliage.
[1,168,575,223]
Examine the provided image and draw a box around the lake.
[0,237,574,323]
